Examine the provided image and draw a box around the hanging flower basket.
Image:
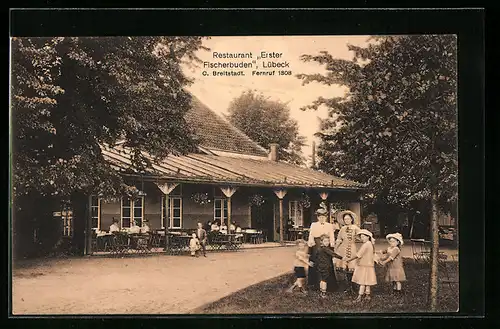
[299,194,311,209]
[330,201,347,212]
[192,192,211,205]
[124,185,140,201]
[249,194,265,207]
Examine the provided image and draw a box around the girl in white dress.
[344,229,377,302]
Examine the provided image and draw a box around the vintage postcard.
[10,33,459,315]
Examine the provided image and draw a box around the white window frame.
[61,205,73,237]
[90,196,101,230]
[214,198,228,224]
[121,196,144,228]
[161,196,183,229]
[289,200,303,227]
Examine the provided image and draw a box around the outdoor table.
[242,229,262,244]
[129,233,151,254]
[150,230,165,248]
[241,232,253,243]
[288,228,305,241]
[225,233,243,250]
[209,233,242,251]
[301,228,310,241]
[165,234,190,255]
[109,232,130,257]
[96,233,113,252]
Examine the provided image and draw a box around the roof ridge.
[217,112,269,153]
[102,145,365,189]
[187,93,269,155]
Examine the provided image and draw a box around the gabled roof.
[101,144,365,190]
[184,95,268,157]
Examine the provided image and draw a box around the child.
[344,229,377,302]
[189,233,201,257]
[287,239,313,295]
[377,233,406,293]
[316,234,343,298]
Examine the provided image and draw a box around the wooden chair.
[250,233,260,244]
[91,231,98,253]
[149,230,163,249]
[207,232,220,251]
[213,233,228,251]
[233,234,243,249]
[110,232,129,257]
[136,233,151,254]
[300,228,309,242]
[166,235,183,255]
[261,229,268,243]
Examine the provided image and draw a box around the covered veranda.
[83,144,366,256]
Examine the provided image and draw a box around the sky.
[182,36,370,163]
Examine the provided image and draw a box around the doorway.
[250,200,275,242]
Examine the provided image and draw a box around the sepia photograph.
[10,32,460,315]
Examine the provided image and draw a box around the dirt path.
[12,247,297,315]
[11,244,457,315]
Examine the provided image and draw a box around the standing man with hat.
[307,202,337,291]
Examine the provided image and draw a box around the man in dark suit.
[196,222,207,257]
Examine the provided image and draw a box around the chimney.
[269,143,279,162]
[311,141,316,168]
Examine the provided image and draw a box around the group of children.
[289,222,406,303]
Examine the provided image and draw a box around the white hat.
[357,229,374,239]
[337,210,357,226]
[386,233,404,246]
[315,208,328,216]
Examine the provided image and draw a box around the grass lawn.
[195,260,458,314]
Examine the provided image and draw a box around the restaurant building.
[61,96,365,254]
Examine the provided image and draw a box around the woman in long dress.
[334,210,360,293]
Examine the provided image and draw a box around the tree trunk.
[429,189,440,311]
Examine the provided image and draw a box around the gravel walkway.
[12,247,297,315]
[11,243,457,315]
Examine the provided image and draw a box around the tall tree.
[226,90,307,166]
[297,35,457,310]
[11,36,207,255]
